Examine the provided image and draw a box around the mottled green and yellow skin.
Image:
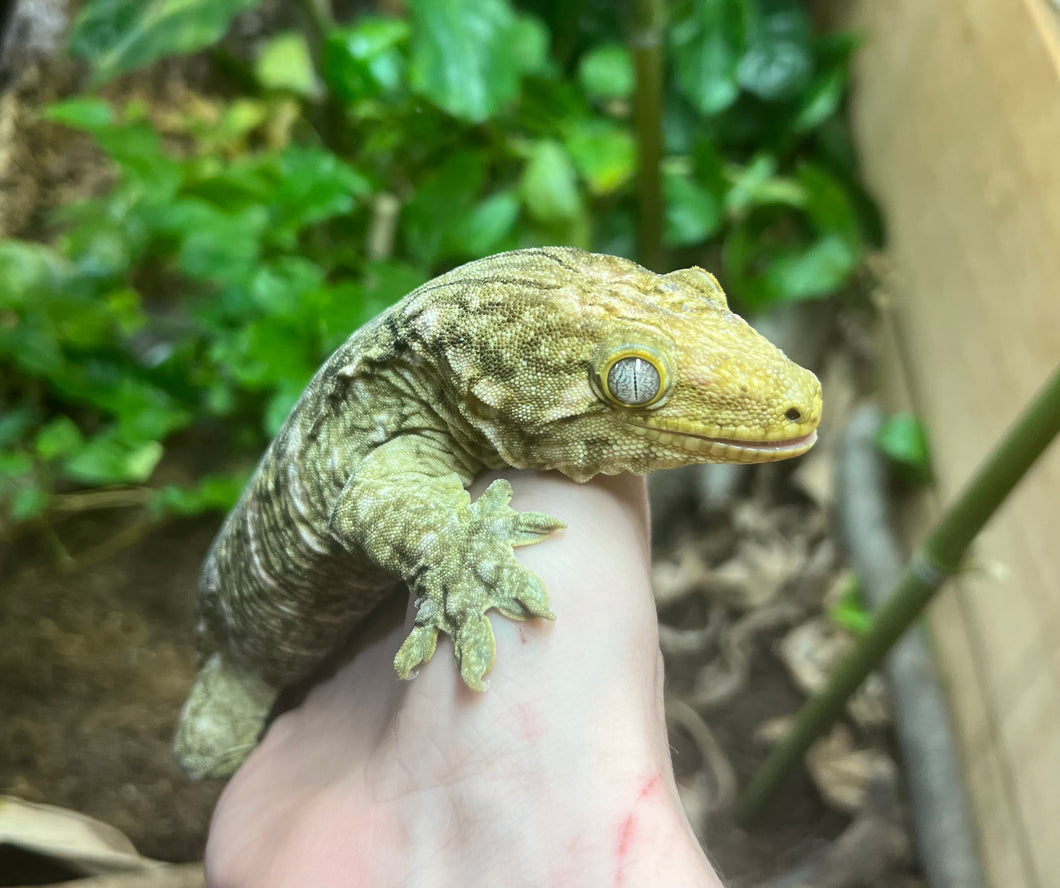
[174,247,822,779]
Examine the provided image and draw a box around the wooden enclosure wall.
[819,1,1060,886]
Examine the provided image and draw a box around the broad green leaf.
[797,162,860,249]
[759,233,857,303]
[407,0,522,122]
[671,0,742,115]
[402,150,489,264]
[35,417,83,461]
[42,98,114,131]
[255,32,323,99]
[249,259,326,316]
[793,64,846,133]
[176,204,268,285]
[269,147,371,237]
[0,409,36,449]
[737,6,813,101]
[876,413,933,484]
[0,451,33,479]
[57,112,184,196]
[564,118,636,195]
[521,140,583,223]
[11,487,49,521]
[663,167,722,247]
[63,434,164,485]
[0,241,70,303]
[447,190,521,256]
[264,383,305,436]
[362,261,428,316]
[796,29,861,132]
[724,154,804,215]
[578,44,633,101]
[510,14,551,76]
[69,0,260,84]
[154,472,249,516]
[324,17,410,103]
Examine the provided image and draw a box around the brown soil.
[1,513,224,862]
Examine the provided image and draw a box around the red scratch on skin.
[613,774,661,887]
[637,775,660,800]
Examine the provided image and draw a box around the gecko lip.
[628,423,818,464]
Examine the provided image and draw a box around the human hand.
[205,470,722,888]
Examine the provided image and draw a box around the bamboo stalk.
[736,361,1060,825]
[630,0,665,271]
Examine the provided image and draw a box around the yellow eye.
[599,348,668,407]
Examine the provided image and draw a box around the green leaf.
[76,115,184,196]
[510,14,551,76]
[0,409,36,449]
[876,413,933,485]
[154,472,249,517]
[447,190,521,256]
[737,6,813,101]
[724,154,804,215]
[671,0,742,115]
[758,233,857,303]
[407,0,522,122]
[11,487,50,522]
[578,44,634,101]
[0,241,70,303]
[175,204,268,285]
[828,574,871,635]
[42,98,114,131]
[269,147,371,237]
[255,32,323,99]
[0,451,33,479]
[793,64,847,133]
[663,167,722,247]
[402,150,489,264]
[563,118,636,195]
[521,140,582,223]
[324,17,410,103]
[35,417,84,461]
[797,162,861,248]
[63,434,164,485]
[69,0,260,84]
[264,383,304,436]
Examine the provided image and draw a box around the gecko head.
[418,248,822,481]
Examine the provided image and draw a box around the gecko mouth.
[628,423,818,464]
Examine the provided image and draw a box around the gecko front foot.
[393,479,564,690]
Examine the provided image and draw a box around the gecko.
[173,247,822,779]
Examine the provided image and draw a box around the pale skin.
[205,470,724,888]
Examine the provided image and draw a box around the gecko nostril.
[785,407,803,422]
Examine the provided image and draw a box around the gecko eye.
[598,348,668,407]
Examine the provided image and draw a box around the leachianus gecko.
[174,247,822,779]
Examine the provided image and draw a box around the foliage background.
[0,0,880,541]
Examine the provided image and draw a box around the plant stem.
[630,0,665,271]
[736,361,1060,825]
[48,487,154,512]
[299,0,334,48]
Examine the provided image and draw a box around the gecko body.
[174,247,822,779]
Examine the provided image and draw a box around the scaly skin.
[174,247,822,779]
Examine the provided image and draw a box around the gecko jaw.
[627,423,818,464]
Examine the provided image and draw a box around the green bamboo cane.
[630,0,665,271]
[737,360,1060,825]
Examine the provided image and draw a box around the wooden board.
[819,1,1060,886]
